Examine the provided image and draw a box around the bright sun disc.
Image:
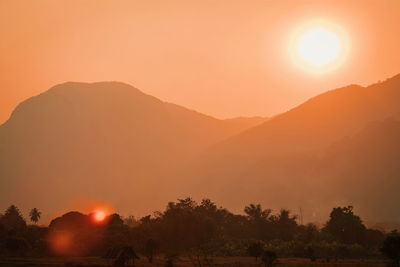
[289,20,349,73]
[297,28,340,67]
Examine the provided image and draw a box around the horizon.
[2,73,397,126]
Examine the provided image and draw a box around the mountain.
[2,74,400,224]
[0,81,265,217]
[185,74,400,223]
[317,118,400,223]
[223,116,269,130]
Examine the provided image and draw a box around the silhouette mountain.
[0,82,265,216]
[184,74,400,223]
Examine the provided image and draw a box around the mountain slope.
[316,118,400,223]
[185,74,400,222]
[0,81,264,217]
[217,74,400,157]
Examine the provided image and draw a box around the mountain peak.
[44,81,150,98]
[3,81,161,127]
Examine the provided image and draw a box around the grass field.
[0,256,389,267]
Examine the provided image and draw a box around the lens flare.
[93,210,106,222]
[48,231,73,255]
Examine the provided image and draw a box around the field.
[0,257,388,267]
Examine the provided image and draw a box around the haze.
[2,1,400,264]
[1,0,400,124]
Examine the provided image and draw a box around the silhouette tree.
[197,199,218,214]
[247,241,264,262]
[381,231,400,266]
[305,246,316,262]
[244,204,271,221]
[297,223,319,243]
[144,238,158,263]
[261,250,277,267]
[0,205,26,232]
[324,206,366,244]
[161,198,219,252]
[0,200,388,260]
[29,208,41,224]
[124,215,139,227]
[271,209,298,240]
[244,204,272,239]
[104,214,131,249]
[4,236,30,256]
[113,246,139,266]
[364,228,385,248]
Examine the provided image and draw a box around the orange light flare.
[94,210,106,221]
[90,209,108,224]
[48,231,73,255]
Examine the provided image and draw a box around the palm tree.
[29,208,41,224]
[244,204,271,221]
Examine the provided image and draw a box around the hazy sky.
[1,0,399,123]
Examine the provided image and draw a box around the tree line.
[0,198,399,266]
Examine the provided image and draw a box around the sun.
[297,28,340,67]
[289,20,349,73]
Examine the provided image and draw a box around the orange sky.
[1,0,399,123]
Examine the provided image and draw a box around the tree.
[29,208,41,224]
[247,241,264,262]
[244,204,272,240]
[244,204,271,221]
[271,209,298,240]
[381,231,400,266]
[104,214,131,248]
[113,246,139,266]
[4,237,30,256]
[124,215,139,227]
[324,206,366,244]
[48,211,109,255]
[108,214,124,227]
[161,198,219,252]
[144,238,158,263]
[305,246,316,261]
[261,250,277,267]
[0,205,26,232]
[197,199,218,214]
[297,223,319,243]
[364,228,385,248]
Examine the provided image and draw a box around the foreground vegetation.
[0,198,399,266]
[0,256,390,266]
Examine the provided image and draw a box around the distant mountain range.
[184,74,400,224]
[1,75,399,225]
[0,82,267,217]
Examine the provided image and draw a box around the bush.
[381,231,400,266]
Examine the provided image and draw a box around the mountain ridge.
[180,73,400,223]
[0,81,267,219]
[1,75,400,223]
